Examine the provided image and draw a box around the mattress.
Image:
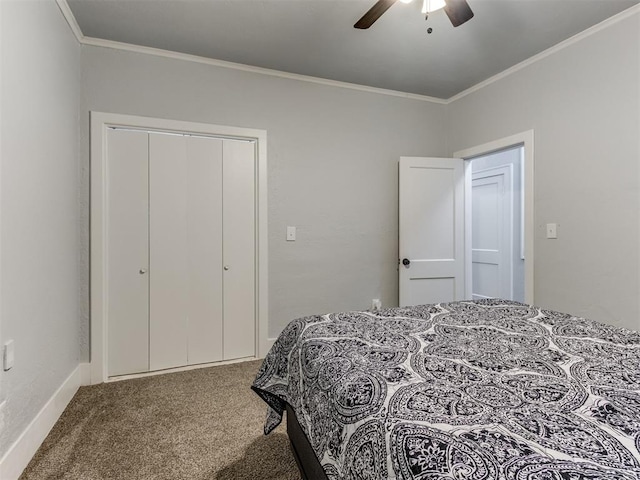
[251,299,640,479]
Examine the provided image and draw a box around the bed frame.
[286,404,329,480]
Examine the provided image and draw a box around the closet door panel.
[223,140,256,360]
[149,133,189,371]
[107,129,149,377]
[186,137,224,365]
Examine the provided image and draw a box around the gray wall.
[0,0,81,458]
[79,46,448,349]
[448,12,640,330]
[472,147,525,303]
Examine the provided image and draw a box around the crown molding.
[54,0,445,104]
[55,0,84,43]
[56,0,639,105]
[447,4,640,103]
[80,36,447,104]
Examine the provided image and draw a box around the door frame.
[454,130,534,304]
[90,111,269,384]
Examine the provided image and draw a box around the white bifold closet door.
[107,129,150,377]
[148,133,225,370]
[221,140,257,361]
[106,128,255,377]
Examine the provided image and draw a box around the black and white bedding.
[251,299,640,479]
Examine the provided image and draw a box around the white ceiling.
[66,0,639,99]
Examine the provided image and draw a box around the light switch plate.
[546,223,557,239]
[286,226,296,241]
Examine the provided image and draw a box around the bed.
[251,299,640,479]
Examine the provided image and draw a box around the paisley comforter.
[251,299,640,479]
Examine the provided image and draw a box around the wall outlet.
[372,299,382,311]
[3,340,14,371]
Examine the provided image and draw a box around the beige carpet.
[20,360,301,480]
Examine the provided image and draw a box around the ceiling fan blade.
[354,0,398,29]
[444,0,474,27]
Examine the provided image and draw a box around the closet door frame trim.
[90,111,268,384]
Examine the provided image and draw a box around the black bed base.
[286,404,329,480]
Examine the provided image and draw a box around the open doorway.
[454,130,534,305]
[469,146,524,302]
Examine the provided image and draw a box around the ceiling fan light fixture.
[354,0,472,29]
[422,0,446,13]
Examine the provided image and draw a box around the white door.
[471,166,513,300]
[107,129,150,377]
[149,133,225,371]
[399,157,465,306]
[106,131,255,377]
[222,140,256,360]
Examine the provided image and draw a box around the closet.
[106,128,255,377]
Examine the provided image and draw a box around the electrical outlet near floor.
[3,340,14,371]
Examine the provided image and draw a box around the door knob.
[139,268,147,274]
[223,266,230,271]
[402,258,410,266]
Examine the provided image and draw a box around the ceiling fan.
[354,0,474,29]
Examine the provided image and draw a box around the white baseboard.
[0,363,88,480]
